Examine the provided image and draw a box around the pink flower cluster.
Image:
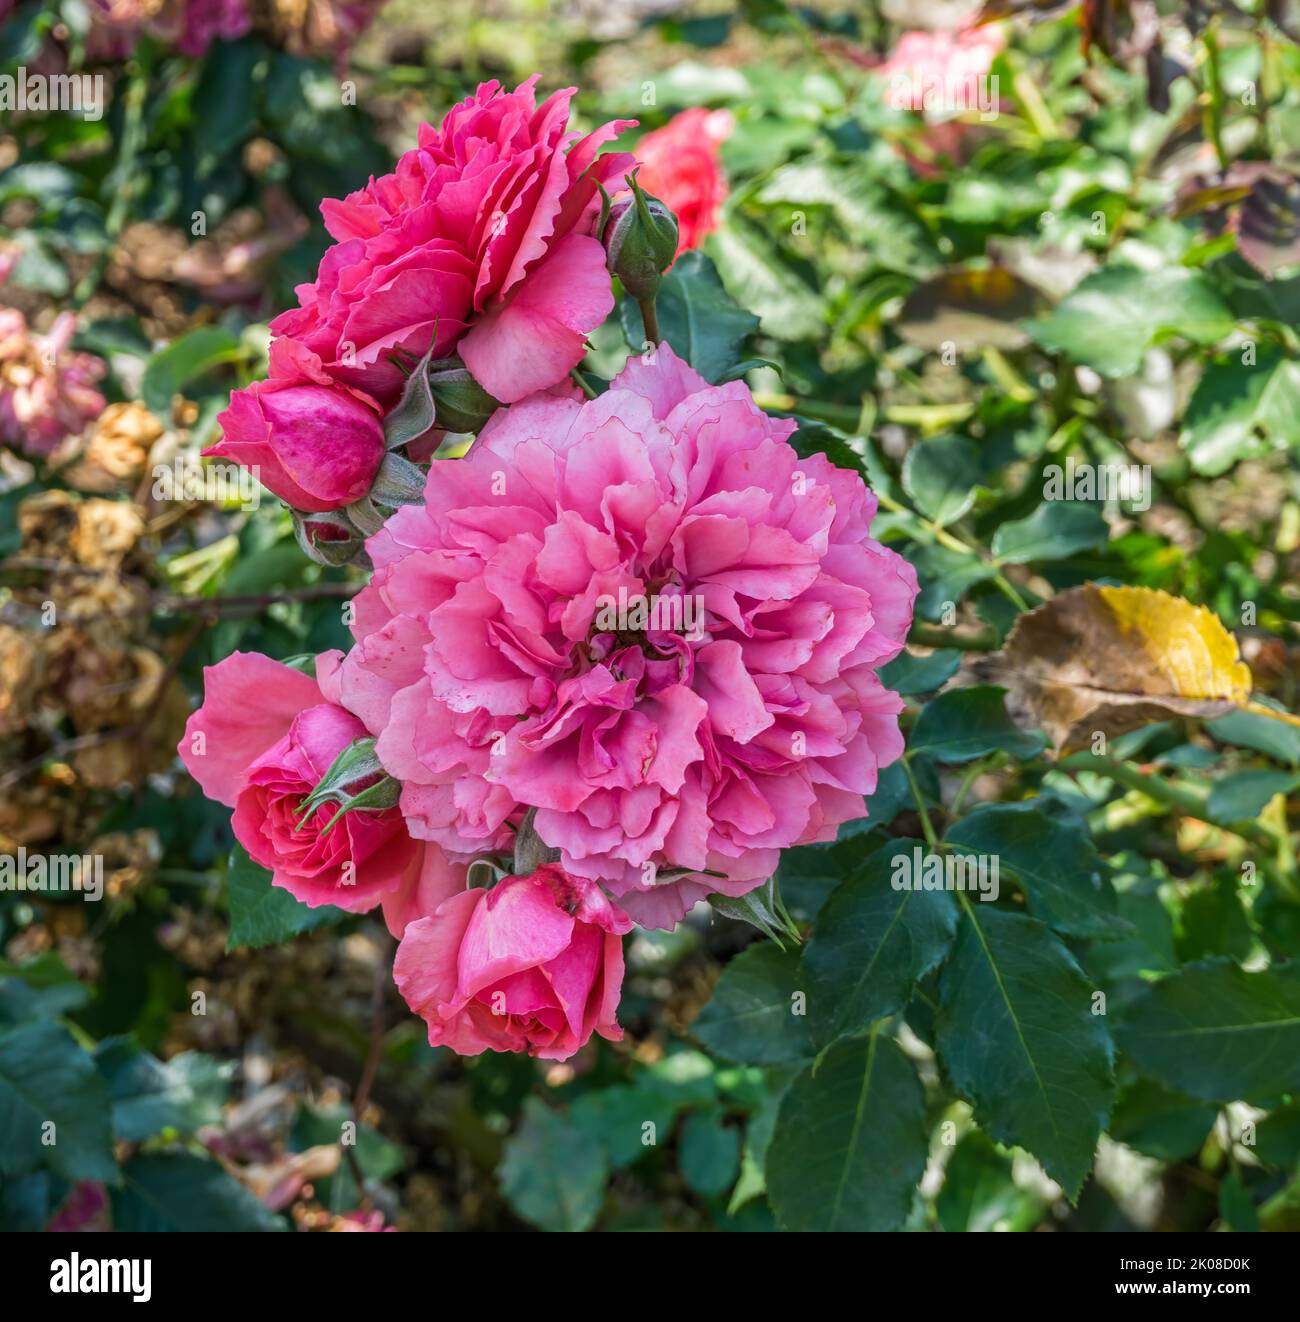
[0,309,106,459]
[181,78,917,1062]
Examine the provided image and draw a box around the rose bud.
[393,863,632,1061]
[600,171,680,302]
[208,373,385,513]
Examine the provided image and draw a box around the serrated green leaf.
[691,942,812,1065]
[908,686,1048,763]
[801,838,958,1047]
[766,1029,928,1231]
[1119,961,1300,1101]
[935,906,1115,1200]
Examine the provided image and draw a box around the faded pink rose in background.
[208,339,385,511]
[0,309,106,458]
[633,107,733,256]
[875,23,1005,117]
[340,345,916,929]
[178,649,464,929]
[268,77,635,406]
[394,864,631,1060]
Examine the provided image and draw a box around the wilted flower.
[0,310,106,458]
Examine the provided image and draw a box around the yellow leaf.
[970,584,1298,752]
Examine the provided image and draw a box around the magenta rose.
[393,864,631,1061]
[208,340,385,512]
[267,76,635,407]
[178,649,464,927]
[339,344,917,929]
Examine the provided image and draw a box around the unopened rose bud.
[426,360,501,433]
[600,173,679,302]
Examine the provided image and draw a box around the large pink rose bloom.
[394,864,631,1060]
[634,107,733,257]
[340,347,917,928]
[208,340,385,512]
[268,77,635,407]
[178,649,464,930]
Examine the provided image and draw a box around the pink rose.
[633,107,733,256]
[268,77,635,406]
[876,24,1005,117]
[208,340,385,512]
[178,649,463,927]
[393,864,631,1061]
[340,345,916,929]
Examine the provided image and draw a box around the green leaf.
[1023,266,1234,378]
[902,434,982,525]
[569,1084,678,1170]
[1207,707,1300,767]
[936,1131,1044,1232]
[1219,1168,1259,1232]
[766,1029,928,1231]
[946,801,1125,939]
[678,1107,741,1198]
[94,1040,231,1142]
[0,1021,117,1184]
[691,942,812,1065]
[879,647,961,696]
[498,1097,608,1232]
[935,906,1115,1199]
[710,221,824,340]
[1119,961,1300,1101]
[1109,1079,1217,1162]
[908,686,1048,763]
[224,845,345,951]
[620,250,759,382]
[141,326,242,419]
[1180,350,1300,476]
[191,37,261,175]
[991,500,1109,564]
[111,1152,284,1231]
[801,838,959,1047]
[1208,769,1300,823]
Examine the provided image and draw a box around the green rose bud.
[599,171,679,302]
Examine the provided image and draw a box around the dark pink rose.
[268,77,635,406]
[178,649,462,924]
[393,864,631,1061]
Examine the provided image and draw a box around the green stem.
[569,367,598,400]
[1202,23,1229,174]
[901,754,939,851]
[639,296,661,347]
